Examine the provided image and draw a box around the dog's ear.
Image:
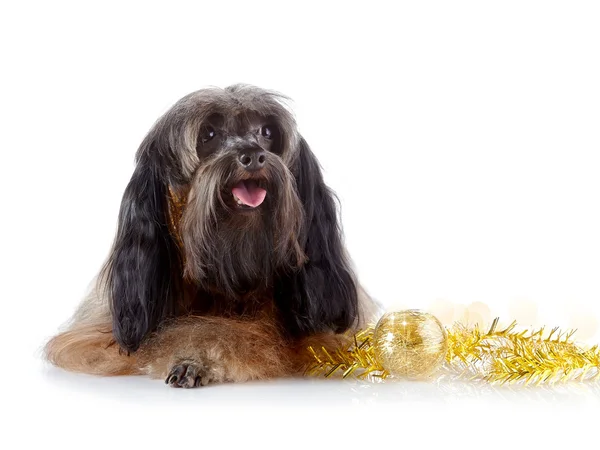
[274,137,359,337]
[102,139,182,353]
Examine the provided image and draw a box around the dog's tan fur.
[45,313,353,383]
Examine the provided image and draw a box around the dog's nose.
[238,148,266,172]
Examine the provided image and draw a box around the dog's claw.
[165,365,186,385]
[165,361,212,388]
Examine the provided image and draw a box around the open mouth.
[231,179,267,209]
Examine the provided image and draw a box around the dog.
[45,84,377,387]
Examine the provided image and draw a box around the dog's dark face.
[102,84,359,352]
[181,108,305,297]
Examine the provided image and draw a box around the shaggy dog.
[45,84,376,387]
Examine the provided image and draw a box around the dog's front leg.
[136,316,292,388]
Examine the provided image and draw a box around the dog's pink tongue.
[232,180,267,207]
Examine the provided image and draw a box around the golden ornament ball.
[373,310,448,378]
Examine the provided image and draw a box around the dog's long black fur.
[274,138,358,338]
[99,85,359,353]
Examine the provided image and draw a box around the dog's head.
[102,84,358,352]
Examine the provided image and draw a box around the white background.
[1,1,600,449]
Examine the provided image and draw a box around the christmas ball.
[373,310,448,378]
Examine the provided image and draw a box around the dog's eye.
[260,126,273,140]
[200,126,216,144]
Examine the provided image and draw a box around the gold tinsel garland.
[307,327,389,380]
[307,315,600,385]
[446,318,600,385]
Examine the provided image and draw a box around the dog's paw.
[165,360,215,388]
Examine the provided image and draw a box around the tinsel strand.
[305,327,389,379]
[306,318,600,385]
[445,318,600,385]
